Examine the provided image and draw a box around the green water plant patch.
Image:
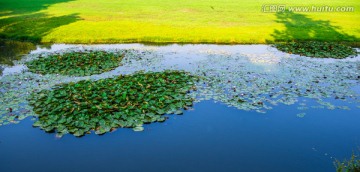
[28,70,197,137]
[273,41,358,59]
[334,151,360,172]
[26,50,125,76]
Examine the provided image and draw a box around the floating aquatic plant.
[28,70,197,137]
[0,49,161,127]
[0,72,58,126]
[273,41,358,59]
[296,113,306,118]
[189,53,360,112]
[26,50,126,76]
[334,151,360,172]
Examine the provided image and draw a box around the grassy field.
[0,0,359,44]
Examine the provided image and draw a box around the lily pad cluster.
[26,50,126,76]
[0,72,59,126]
[273,41,358,59]
[187,53,360,113]
[0,49,159,127]
[28,70,197,137]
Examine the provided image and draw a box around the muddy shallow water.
[0,44,360,172]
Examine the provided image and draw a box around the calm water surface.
[1,100,360,172]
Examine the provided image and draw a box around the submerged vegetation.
[28,70,197,137]
[335,152,360,172]
[273,41,358,59]
[26,50,125,76]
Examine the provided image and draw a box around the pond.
[0,43,359,172]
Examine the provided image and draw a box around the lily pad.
[133,126,144,132]
[296,113,306,118]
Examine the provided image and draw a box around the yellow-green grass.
[0,0,359,44]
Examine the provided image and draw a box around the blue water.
[1,99,359,172]
[1,43,360,171]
